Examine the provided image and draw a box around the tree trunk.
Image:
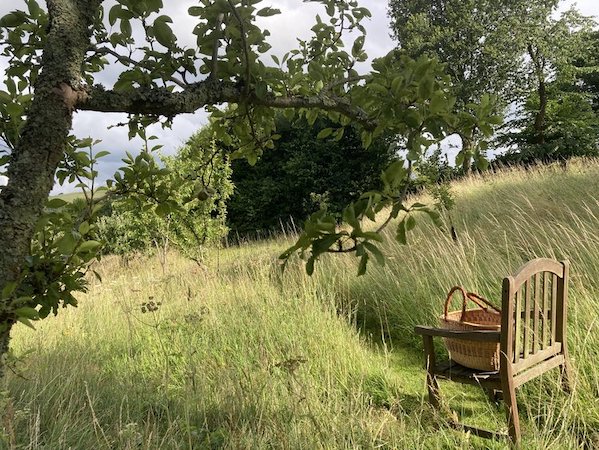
[0,0,101,379]
[527,43,547,145]
[459,132,473,173]
[533,77,547,145]
[0,323,11,379]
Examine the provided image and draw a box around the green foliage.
[98,130,232,264]
[497,89,599,164]
[0,0,47,153]
[497,11,599,164]
[388,0,521,168]
[414,148,455,208]
[574,31,599,114]
[161,132,233,264]
[95,205,162,257]
[389,0,526,109]
[279,53,475,274]
[227,116,397,236]
[5,138,109,323]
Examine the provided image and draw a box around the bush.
[226,116,398,236]
[96,130,232,264]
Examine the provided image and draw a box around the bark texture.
[533,77,547,145]
[459,132,473,173]
[77,82,375,130]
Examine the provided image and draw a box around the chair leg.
[561,348,574,393]
[501,363,521,445]
[422,335,441,409]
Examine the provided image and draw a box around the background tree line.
[390,0,599,167]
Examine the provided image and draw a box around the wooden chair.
[414,259,572,444]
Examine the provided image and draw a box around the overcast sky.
[0,0,598,192]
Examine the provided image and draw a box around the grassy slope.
[51,192,86,202]
[3,160,599,449]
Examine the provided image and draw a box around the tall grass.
[2,159,599,449]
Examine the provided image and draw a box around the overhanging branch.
[255,94,376,130]
[75,80,376,130]
[76,79,240,115]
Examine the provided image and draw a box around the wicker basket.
[439,286,502,371]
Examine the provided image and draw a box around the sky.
[0,0,598,192]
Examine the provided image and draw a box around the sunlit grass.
[2,159,599,449]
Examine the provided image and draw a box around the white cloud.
[0,175,7,186]
[561,0,599,17]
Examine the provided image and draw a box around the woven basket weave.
[439,286,502,371]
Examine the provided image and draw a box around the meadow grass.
[2,159,599,449]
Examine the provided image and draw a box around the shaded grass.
[2,159,599,448]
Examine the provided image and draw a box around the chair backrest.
[500,259,569,374]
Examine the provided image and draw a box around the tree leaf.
[78,221,90,236]
[153,18,175,47]
[108,5,121,26]
[15,307,39,320]
[306,257,315,275]
[317,128,333,139]
[47,198,68,208]
[16,317,36,330]
[0,12,27,28]
[396,220,407,245]
[363,241,385,266]
[95,150,111,159]
[257,7,281,17]
[78,240,102,253]
[357,254,369,276]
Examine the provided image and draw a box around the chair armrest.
[414,326,501,342]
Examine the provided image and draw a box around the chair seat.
[433,360,502,388]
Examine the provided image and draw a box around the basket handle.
[466,291,501,315]
[444,286,501,322]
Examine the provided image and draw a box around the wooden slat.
[533,273,541,354]
[551,273,558,345]
[513,355,565,387]
[433,361,502,388]
[414,326,501,342]
[448,420,508,440]
[542,272,550,349]
[512,343,562,373]
[523,279,532,358]
[555,261,569,348]
[514,286,521,364]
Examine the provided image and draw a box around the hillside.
[3,160,599,449]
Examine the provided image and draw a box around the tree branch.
[322,75,370,94]
[254,93,376,130]
[76,79,240,115]
[76,80,377,130]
